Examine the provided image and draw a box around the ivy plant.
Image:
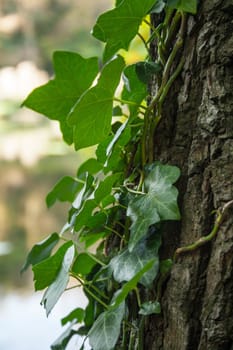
[22,0,198,349]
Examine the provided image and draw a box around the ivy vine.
[22,1,198,349]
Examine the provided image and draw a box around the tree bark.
[146,1,233,349]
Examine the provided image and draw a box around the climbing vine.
[22,1,198,349]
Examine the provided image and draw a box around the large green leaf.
[127,164,180,251]
[46,176,82,208]
[23,52,99,144]
[41,244,75,315]
[33,241,73,290]
[88,302,125,350]
[68,56,125,150]
[167,0,197,14]
[110,230,161,287]
[21,233,59,273]
[92,0,157,62]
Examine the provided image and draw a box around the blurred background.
[0,0,112,349]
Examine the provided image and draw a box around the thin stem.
[137,32,150,55]
[114,97,147,110]
[104,225,124,239]
[134,287,141,307]
[83,285,109,309]
[86,251,106,267]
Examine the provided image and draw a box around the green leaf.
[77,158,102,177]
[51,322,76,350]
[149,0,166,13]
[92,0,157,62]
[94,173,121,203]
[122,64,147,114]
[135,61,162,84]
[139,301,161,315]
[46,176,81,208]
[127,164,180,251]
[110,260,155,309]
[68,56,125,150]
[88,302,125,350]
[23,52,99,143]
[167,0,197,14]
[80,232,107,249]
[21,233,59,273]
[41,244,75,315]
[61,308,85,326]
[33,241,73,291]
[72,253,97,276]
[72,173,94,210]
[110,230,161,287]
[74,199,97,231]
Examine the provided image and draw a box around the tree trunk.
[146,1,233,349]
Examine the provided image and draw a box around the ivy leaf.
[68,56,125,150]
[32,241,73,291]
[88,302,125,350]
[51,322,76,350]
[46,176,81,208]
[110,230,161,288]
[122,64,147,115]
[77,158,102,177]
[149,0,166,13]
[135,61,162,84]
[110,260,155,309]
[23,52,98,144]
[72,253,97,276]
[127,164,180,251]
[41,244,75,316]
[21,233,59,273]
[92,0,157,62]
[139,301,161,315]
[61,308,85,326]
[167,0,197,14]
[94,173,121,203]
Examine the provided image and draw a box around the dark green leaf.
[72,253,97,276]
[149,0,166,13]
[139,301,161,315]
[112,105,123,116]
[160,258,173,275]
[88,302,125,350]
[167,0,197,14]
[23,52,98,143]
[110,230,161,287]
[33,241,73,290]
[46,176,81,208]
[61,308,85,326]
[80,232,107,249]
[68,56,125,150]
[92,0,157,62]
[51,322,76,350]
[110,260,155,309]
[135,61,162,84]
[21,233,59,273]
[74,199,97,231]
[127,164,180,251]
[41,244,75,315]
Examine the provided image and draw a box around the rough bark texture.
[146,1,233,349]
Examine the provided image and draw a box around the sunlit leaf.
[127,164,180,251]
[23,52,99,144]
[33,241,73,290]
[92,0,157,62]
[88,302,125,350]
[21,233,59,273]
[68,56,125,150]
[41,244,75,315]
[72,253,97,276]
